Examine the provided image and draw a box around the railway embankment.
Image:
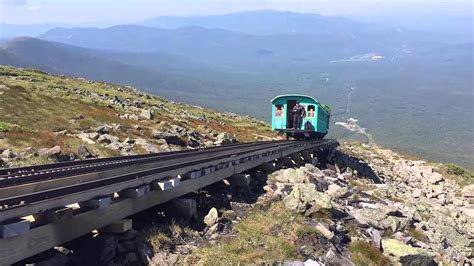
[20,142,473,265]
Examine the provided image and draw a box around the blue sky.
[1,0,472,25]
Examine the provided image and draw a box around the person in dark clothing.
[296,104,306,129]
[292,102,306,129]
[292,103,299,129]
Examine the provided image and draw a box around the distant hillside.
[0,37,227,97]
[39,24,417,70]
[141,10,381,36]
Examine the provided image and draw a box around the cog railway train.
[271,94,331,140]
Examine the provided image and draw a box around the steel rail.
[0,140,281,178]
[0,140,294,204]
[0,140,320,221]
[0,141,284,188]
[0,141,291,199]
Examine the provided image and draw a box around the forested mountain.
[0,37,223,96]
[141,10,380,35]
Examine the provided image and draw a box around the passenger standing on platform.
[296,103,306,129]
[292,103,305,129]
[292,103,299,129]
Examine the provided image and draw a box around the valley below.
[1,18,471,169]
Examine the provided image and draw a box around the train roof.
[271,94,331,113]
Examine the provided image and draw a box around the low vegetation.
[0,65,274,166]
[440,163,474,186]
[188,202,302,264]
[349,241,389,266]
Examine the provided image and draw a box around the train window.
[275,104,284,117]
[307,105,315,118]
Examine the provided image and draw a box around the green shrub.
[349,241,389,266]
[0,122,19,132]
[442,163,474,186]
[446,164,471,177]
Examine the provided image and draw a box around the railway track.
[0,139,337,265]
[0,140,328,221]
[0,140,281,188]
[0,140,280,180]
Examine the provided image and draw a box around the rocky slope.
[27,143,472,265]
[0,65,272,168]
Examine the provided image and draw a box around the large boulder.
[1,149,16,159]
[204,207,218,227]
[382,238,435,265]
[95,125,111,134]
[325,184,349,199]
[289,168,310,183]
[152,131,183,146]
[139,109,154,120]
[77,145,95,159]
[461,184,474,198]
[304,164,325,178]
[283,195,305,213]
[38,146,61,158]
[290,183,333,209]
[97,134,120,144]
[214,132,235,145]
[272,170,290,183]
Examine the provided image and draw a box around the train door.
[286,100,297,129]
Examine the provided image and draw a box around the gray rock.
[77,145,95,159]
[134,138,148,146]
[461,184,474,198]
[1,149,16,159]
[368,227,382,249]
[283,195,305,213]
[204,207,218,227]
[143,144,160,153]
[152,131,183,146]
[291,183,333,209]
[97,134,120,144]
[304,203,321,217]
[399,254,437,266]
[95,125,111,134]
[325,249,355,266]
[382,238,434,265]
[38,146,61,157]
[325,184,349,199]
[123,137,135,144]
[139,109,154,120]
[214,132,235,145]
[106,143,121,151]
[412,188,422,198]
[126,114,139,120]
[304,164,325,177]
[315,222,339,243]
[427,172,444,185]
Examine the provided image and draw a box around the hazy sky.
[1,0,472,25]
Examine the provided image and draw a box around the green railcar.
[271,94,330,139]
